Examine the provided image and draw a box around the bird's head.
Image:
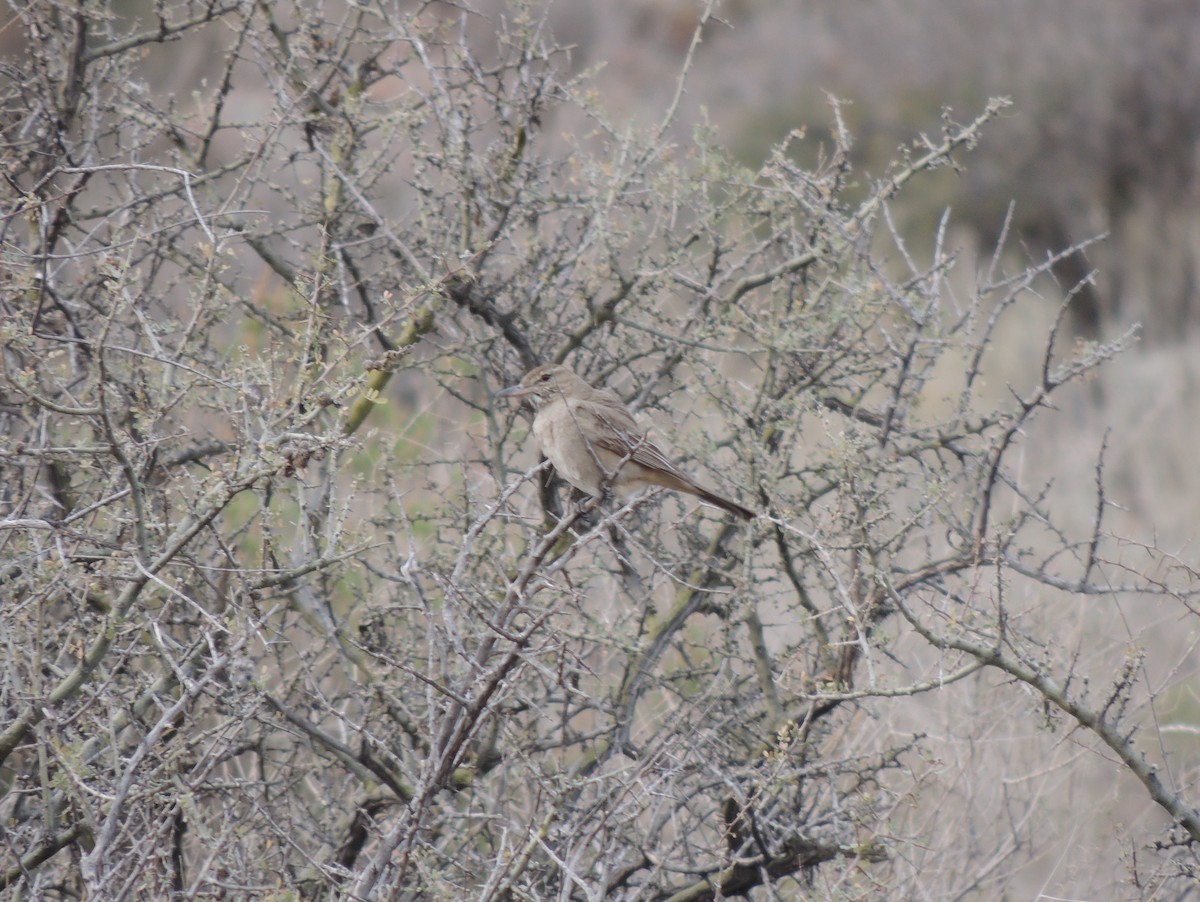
[496,364,585,408]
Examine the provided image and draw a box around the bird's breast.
[532,400,607,496]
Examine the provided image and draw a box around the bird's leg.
[568,487,603,530]
[568,485,592,512]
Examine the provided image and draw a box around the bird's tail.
[650,468,757,521]
[696,487,757,521]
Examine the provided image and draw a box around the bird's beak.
[496,383,532,400]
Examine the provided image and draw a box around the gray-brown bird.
[497,363,756,520]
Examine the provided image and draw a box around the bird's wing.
[573,399,689,478]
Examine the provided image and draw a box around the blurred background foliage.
[544,0,1200,342]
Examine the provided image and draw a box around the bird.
[497,363,756,520]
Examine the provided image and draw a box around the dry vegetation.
[1,2,1198,899]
